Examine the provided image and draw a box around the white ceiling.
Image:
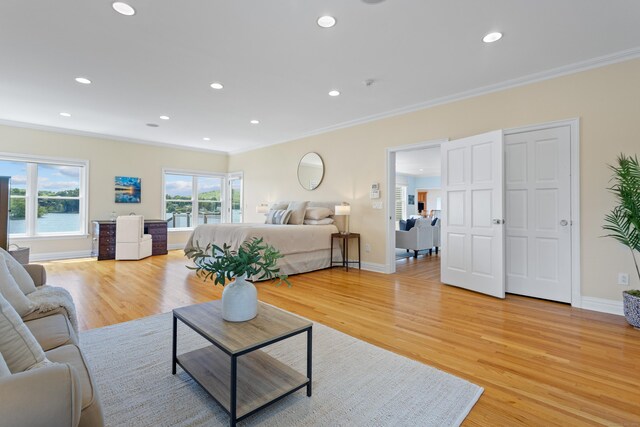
[396,147,441,177]
[1,1,639,154]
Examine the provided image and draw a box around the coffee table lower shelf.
[177,345,309,421]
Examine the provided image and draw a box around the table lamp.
[334,204,351,234]
[256,203,269,214]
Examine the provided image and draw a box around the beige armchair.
[116,215,152,260]
[396,217,440,258]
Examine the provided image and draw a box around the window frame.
[395,185,407,222]
[162,168,227,231]
[1,152,89,239]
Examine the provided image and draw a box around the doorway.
[386,119,580,305]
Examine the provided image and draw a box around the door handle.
[492,219,503,225]
[560,220,569,226]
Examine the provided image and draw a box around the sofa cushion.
[0,291,48,373]
[431,217,439,226]
[287,201,309,225]
[0,247,37,295]
[405,218,417,231]
[26,313,78,351]
[46,344,98,412]
[0,257,35,316]
[0,352,10,378]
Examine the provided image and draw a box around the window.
[0,155,88,238]
[228,173,243,223]
[164,170,232,229]
[395,185,407,221]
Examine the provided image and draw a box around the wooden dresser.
[92,219,168,260]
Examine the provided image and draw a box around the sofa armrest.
[0,363,82,427]
[23,264,47,287]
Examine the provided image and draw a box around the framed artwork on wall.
[115,176,141,203]
[408,194,415,205]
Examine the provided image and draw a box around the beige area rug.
[80,312,483,426]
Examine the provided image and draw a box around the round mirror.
[297,152,324,190]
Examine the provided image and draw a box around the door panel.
[505,126,571,302]
[441,130,505,298]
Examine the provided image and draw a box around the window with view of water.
[164,173,224,229]
[0,157,87,237]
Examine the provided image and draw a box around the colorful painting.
[115,176,141,203]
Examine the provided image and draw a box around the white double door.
[441,126,572,302]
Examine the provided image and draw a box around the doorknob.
[560,219,569,226]
[492,219,503,225]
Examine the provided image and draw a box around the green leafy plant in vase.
[603,154,640,328]
[186,237,289,322]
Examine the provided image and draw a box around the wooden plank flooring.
[41,251,640,425]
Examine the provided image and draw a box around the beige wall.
[229,58,640,301]
[0,125,228,256]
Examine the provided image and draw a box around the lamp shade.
[334,205,351,216]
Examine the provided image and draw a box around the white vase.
[221,273,258,322]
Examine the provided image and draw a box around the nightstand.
[330,232,361,271]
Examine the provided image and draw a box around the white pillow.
[0,247,37,295]
[304,218,335,225]
[287,201,309,225]
[265,209,292,225]
[0,258,35,317]
[0,291,49,373]
[305,207,332,220]
[0,352,10,378]
[269,202,289,211]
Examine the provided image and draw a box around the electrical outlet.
[372,201,383,210]
[365,243,371,253]
[618,273,630,286]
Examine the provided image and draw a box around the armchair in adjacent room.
[396,217,436,258]
[115,215,152,260]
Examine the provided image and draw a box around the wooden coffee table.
[172,300,312,426]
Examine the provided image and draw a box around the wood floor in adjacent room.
[42,251,640,426]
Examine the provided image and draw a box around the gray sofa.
[0,263,104,427]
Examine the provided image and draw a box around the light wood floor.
[41,251,640,425]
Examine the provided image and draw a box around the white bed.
[184,202,346,278]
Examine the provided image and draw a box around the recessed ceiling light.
[203,137,210,141]
[328,90,340,97]
[146,123,159,127]
[317,16,336,28]
[159,115,170,120]
[59,112,71,117]
[250,120,260,125]
[419,168,424,172]
[112,2,135,16]
[75,77,91,85]
[482,32,503,43]
[210,82,224,90]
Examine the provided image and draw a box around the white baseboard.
[580,296,624,316]
[361,262,389,274]
[168,243,185,251]
[30,250,93,262]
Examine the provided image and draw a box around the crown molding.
[229,47,640,156]
[0,119,229,156]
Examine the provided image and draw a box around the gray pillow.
[287,201,309,225]
[0,291,49,373]
[0,248,37,295]
[265,209,292,225]
[269,202,289,211]
[0,258,35,317]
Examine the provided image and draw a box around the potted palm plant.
[603,154,640,328]
[186,237,289,322]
